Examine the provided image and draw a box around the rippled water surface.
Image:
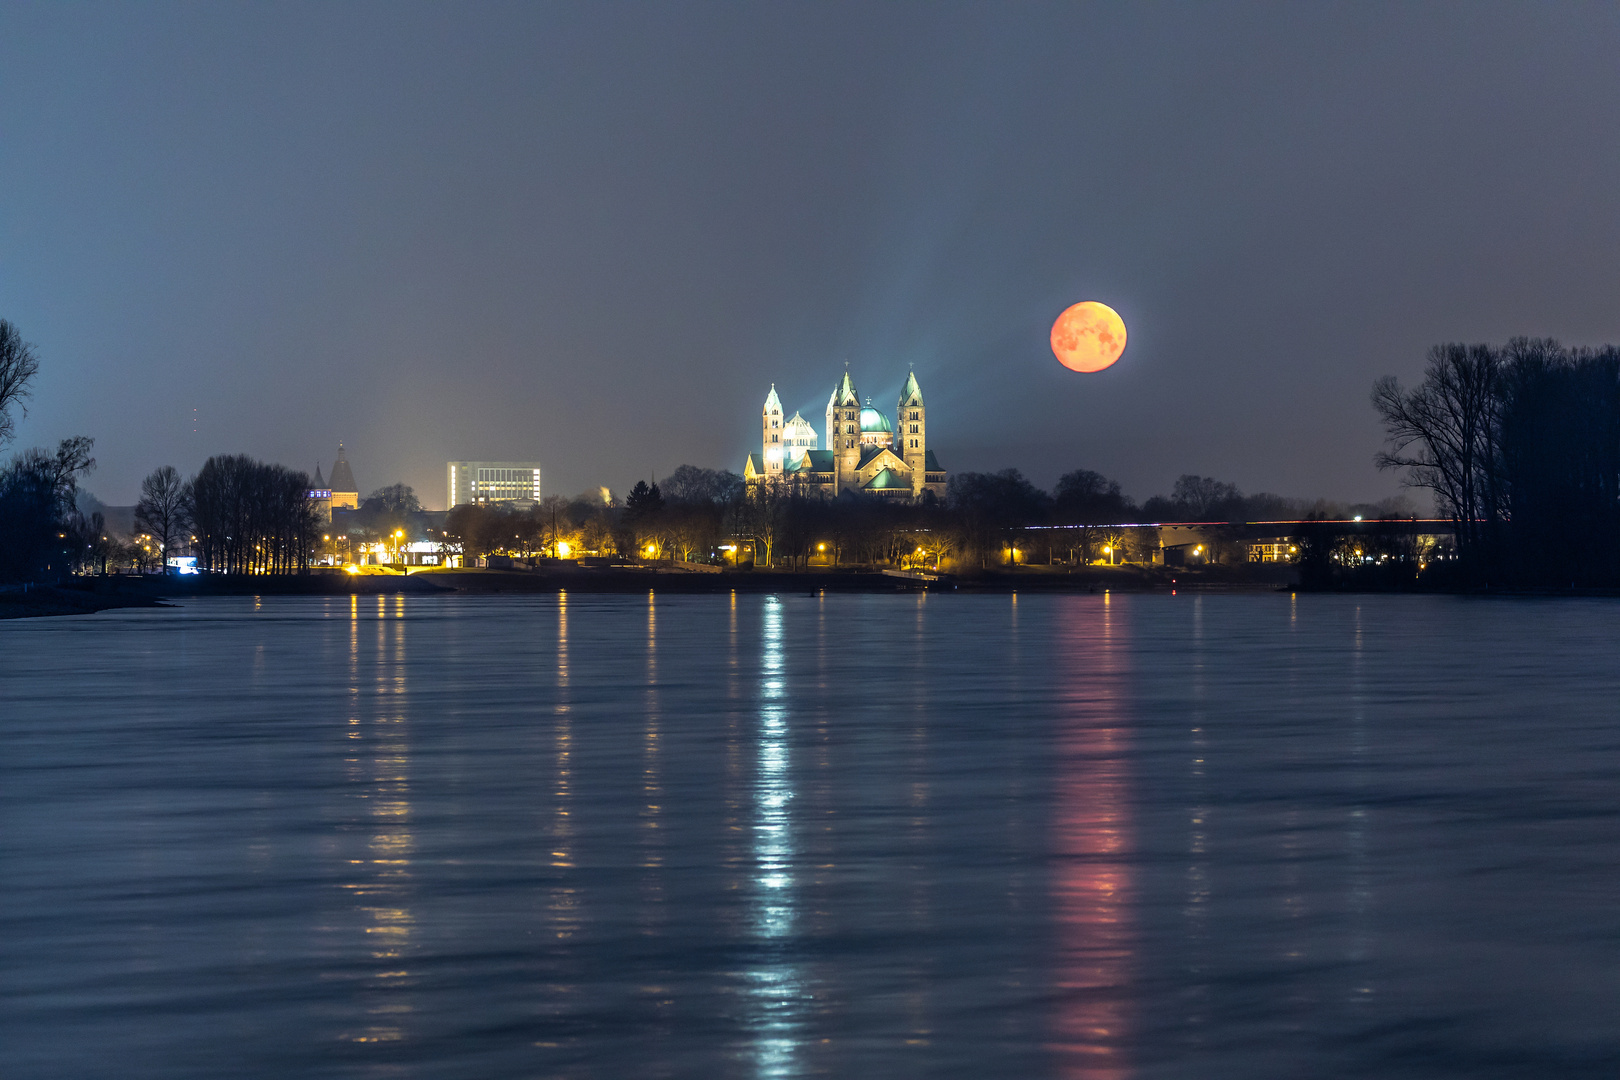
[4,591,1620,1079]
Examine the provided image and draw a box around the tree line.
[438,461,1398,571]
[1374,337,1620,586]
[101,455,322,576]
[185,456,322,573]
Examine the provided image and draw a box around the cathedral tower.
[827,369,861,490]
[896,371,926,496]
[762,384,784,481]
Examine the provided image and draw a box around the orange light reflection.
[1050,595,1133,1078]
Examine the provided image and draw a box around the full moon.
[1051,301,1127,373]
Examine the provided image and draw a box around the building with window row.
[447,461,543,509]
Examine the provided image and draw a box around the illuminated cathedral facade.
[744,370,947,500]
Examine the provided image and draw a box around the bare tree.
[1373,344,1501,562]
[1098,526,1128,564]
[0,321,41,449]
[743,483,785,567]
[660,464,743,505]
[85,511,114,575]
[135,465,191,574]
[1171,475,1242,520]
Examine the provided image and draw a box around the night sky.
[4,3,1619,508]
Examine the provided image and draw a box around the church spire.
[833,369,859,407]
[762,384,784,478]
[897,372,927,497]
[898,370,924,408]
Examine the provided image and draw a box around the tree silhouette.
[135,465,190,574]
[0,321,40,450]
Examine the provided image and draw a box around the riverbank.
[0,583,171,620]
[1,562,1300,615]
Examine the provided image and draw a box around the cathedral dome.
[859,403,892,434]
[784,411,818,449]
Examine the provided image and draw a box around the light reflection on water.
[1051,587,1131,1078]
[338,592,416,1045]
[749,595,803,1077]
[5,592,1620,1079]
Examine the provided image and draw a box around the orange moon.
[1051,301,1127,373]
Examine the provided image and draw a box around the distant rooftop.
[328,444,357,494]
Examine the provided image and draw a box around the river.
[3,591,1617,1078]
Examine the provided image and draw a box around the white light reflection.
[552,590,577,877]
[1347,604,1371,1004]
[643,590,663,916]
[337,593,417,1046]
[905,590,932,1045]
[536,591,581,1048]
[750,595,804,1077]
[1184,595,1211,1038]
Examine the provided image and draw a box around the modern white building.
[447,461,543,509]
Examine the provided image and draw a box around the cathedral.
[744,370,947,500]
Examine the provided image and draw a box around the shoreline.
[16,566,1616,619]
[0,585,172,620]
[2,565,1281,618]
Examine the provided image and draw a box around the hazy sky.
[5,3,1620,508]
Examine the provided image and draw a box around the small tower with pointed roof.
[762,384,785,481]
[896,371,926,497]
[826,368,861,490]
[328,444,359,510]
[308,461,333,523]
